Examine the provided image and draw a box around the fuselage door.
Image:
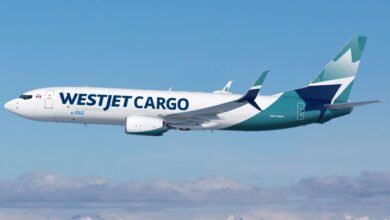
[44,90,54,109]
[297,102,305,120]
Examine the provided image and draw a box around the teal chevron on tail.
[309,36,367,103]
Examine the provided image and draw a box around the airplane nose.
[4,100,15,112]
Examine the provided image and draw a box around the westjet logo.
[59,93,189,111]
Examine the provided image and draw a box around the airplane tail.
[307,36,367,104]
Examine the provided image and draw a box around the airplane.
[4,36,381,136]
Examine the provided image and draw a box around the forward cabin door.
[44,90,54,109]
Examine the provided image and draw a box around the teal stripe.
[126,127,165,136]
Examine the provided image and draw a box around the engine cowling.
[125,116,167,136]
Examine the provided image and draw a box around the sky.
[0,1,390,219]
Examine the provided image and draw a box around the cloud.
[291,171,390,213]
[294,171,390,199]
[0,172,284,208]
[68,214,104,220]
[0,171,389,219]
[0,209,379,220]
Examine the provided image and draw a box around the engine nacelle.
[125,116,167,136]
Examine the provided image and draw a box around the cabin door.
[44,90,54,109]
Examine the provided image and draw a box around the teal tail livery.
[4,37,381,136]
[309,36,366,103]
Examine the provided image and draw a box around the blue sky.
[0,1,390,219]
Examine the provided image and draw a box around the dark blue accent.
[166,98,176,110]
[59,93,189,111]
[77,93,87,105]
[144,97,156,109]
[103,95,112,111]
[59,92,78,105]
[238,89,262,111]
[244,89,259,100]
[87,94,97,106]
[156,97,166,110]
[122,96,132,107]
[97,94,107,106]
[295,85,341,120]
[178,98,189,110]
[111,95,121,107]
[247,99,261,111]
[134,96,144,108]
[295,85,341,102]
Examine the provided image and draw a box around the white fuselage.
[4,87,280,131]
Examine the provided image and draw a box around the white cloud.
[0,171,389,219]
[68,214,104,220]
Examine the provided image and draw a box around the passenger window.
[19,94,33,100]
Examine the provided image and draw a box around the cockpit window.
[19,94,33,100]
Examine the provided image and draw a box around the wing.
[162,71,269,127]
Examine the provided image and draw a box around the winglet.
[239,70,270,111]
[222,80,233,92]
[252,70,269,90]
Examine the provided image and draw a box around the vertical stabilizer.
[309,36,367,103]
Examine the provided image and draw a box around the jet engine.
[125,116,167,136]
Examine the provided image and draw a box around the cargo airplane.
[4,37,381,136]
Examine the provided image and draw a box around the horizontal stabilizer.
[326,100,382,110]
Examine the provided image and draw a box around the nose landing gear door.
[44,90,54,109]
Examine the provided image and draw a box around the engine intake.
[125,116,167,136]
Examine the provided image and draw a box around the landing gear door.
[44,90,54,109]
[297,102,305,120]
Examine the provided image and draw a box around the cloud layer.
[0,171,389,219]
